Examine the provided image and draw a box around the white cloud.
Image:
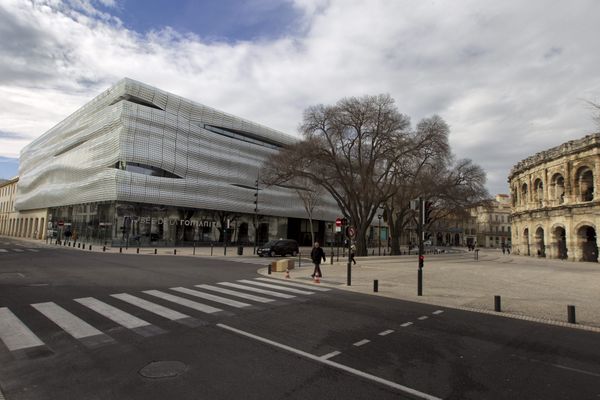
[0,0,599,193]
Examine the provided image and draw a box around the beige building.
[0,177,47,240]
[472,194,512,248]
[508,133,600,262]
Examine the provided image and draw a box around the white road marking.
[237,279,315,295]
[218,282,296,299]
[75,297,151,329]
[432,310,444,315]
[195,284,275,303]
[320,351,341,359]
[170,287,251,308]
[378,329,394,336]
[511,354,600,378]
[143,290,222,314]
[0,307,45,351]
[26,249,39,252]
[400,322,413,327]
[110,293,190,321]
[32,302,104,339]
[353,339,371,347]
[0,249,7,253]
[217,324,442,400]
[418,316,429,320]
[254,277,331,291]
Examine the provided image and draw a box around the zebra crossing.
[0,248,40,253]
[0,278,331,355]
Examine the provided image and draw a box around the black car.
[257,239,299,257]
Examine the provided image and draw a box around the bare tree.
[293,178,323,245]
[264,94,414,255]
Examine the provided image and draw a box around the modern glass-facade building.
[16,78,339,246]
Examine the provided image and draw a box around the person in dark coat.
[311,242,326,278]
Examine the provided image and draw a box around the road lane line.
[0,249,7,253]
[195,284,275,303]
[74,297,151,329]
[0,307,45,351]
[400,322,413,327]
[110,293,191,320]
[432,310,444,315]
[418,316,429,320]
[32,302,105,339]
[170,287,251,308]
[217,323,442,400]
[143,290,222,313]
[378,330,394,336]
[27,249,39,252]
[511,354,600,378]
[353,339,370,347]
[218,282,296,299]
[254,278,331,291]
[321,351,341,360]
[237,280,315,295]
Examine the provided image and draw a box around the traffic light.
[424,201,433,224]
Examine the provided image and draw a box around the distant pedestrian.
[502,245,506,255]
[507,246,511,255]
[311,242,326,278]
[350,244,357,265]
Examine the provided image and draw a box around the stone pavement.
[260,248,600,332]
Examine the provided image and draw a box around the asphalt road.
[1,238,599,399]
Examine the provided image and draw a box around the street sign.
[335,218,342,227]
[346,226,356,238]
[58,220,64,227]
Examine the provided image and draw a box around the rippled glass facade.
[16,78,339,245]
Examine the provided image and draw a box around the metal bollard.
[567,305,576,324]
[137,248,139,254]
[154,248,157,255]
[374,279,379,292]
[174,249,177,255]
[372,249,374,256]
[331,250,333,265]
[89,245,92,251]
[193,242,196,255]
[211,244,213,256]
[268,264,272,275]
[119,247,122,253]
[494,295,501,312]
[103,246,106,252]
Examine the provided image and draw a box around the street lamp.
[377,213,382,256]
[253,173,259,255]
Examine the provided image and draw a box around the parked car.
[257,239,299,257]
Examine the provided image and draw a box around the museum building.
[509,133,600,262]
[15,78,340,246]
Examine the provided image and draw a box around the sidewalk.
[259,249,600,333]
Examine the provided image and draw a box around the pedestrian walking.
[311,242,326,278]
[350,243,357,265]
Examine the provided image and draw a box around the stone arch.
[550,173,565,204]
[523,227,530,256]
[534,226,545,257]
[576,165,594,202]
[576,224,598,262]
[551,223,568,260]
[521,183,528,205]
[533,178,544,203]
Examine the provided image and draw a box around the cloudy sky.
[1,0,599,194]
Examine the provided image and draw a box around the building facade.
[15,78,340,246]
[508,133,600,262]
[473,194,512,248]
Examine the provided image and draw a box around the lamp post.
[253,172,259,255]
[377,214,382,256]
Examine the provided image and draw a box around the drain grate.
[139,361,187,379]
